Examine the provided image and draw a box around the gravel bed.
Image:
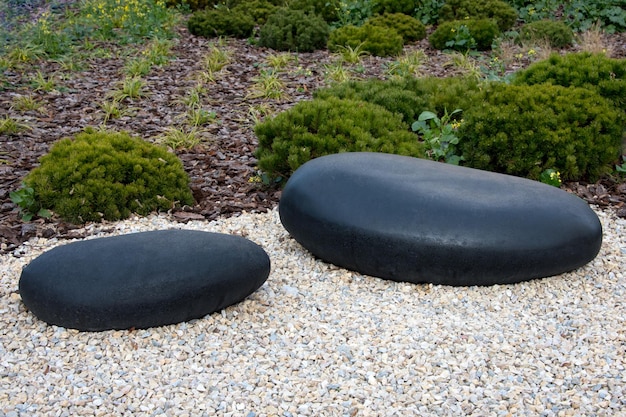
[1,207,625,416]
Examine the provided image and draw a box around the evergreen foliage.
[187,8,255,39]
[519,20,574,48]
[258,8,330,52]
[429,19,500,51]
[513,52,626,113]
[459,83,624,181]
[367,13,426,42]
[254,97,424,178]
[372,0,419,16]
[327,23,404,56]
[24,130,194,223]
[439,0,517,31]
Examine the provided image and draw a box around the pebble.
[0,207,624,416]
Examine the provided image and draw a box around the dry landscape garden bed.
[1,0,626,415]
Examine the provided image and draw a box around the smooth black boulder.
[19,230,270,331]
[279,152,602,286]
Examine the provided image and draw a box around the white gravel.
[1,206,625,416]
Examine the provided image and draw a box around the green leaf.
[418,111,437,121]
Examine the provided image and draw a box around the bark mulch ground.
[2,24,625,254]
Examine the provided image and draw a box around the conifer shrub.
[372,0,419,16]
[328,23,404,56]
[367,13,426,43]
[438,0,517,31]
[23,129,194,224]
[513,52,626,113]
[459,83,624,181]
[429,19,500,50]
[187,8,255,39]
[314,76,481,123]
[232,0,279,25]
[258,8,330,52]
[289,0,340,23]
[254,97,424,178]
[518,20,574,48]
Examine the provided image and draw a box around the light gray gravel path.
[1,207,624,416]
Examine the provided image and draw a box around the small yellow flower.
[528,49,536,56]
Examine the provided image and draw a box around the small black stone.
[19,230,270,331]
[279,152,602,286]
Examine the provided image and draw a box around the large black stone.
[279,152,602,286]
[19,230,271,331]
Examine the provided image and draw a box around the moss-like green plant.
[288,0,340,23]
[258,8,330,52]
[512,52,626,113]
[254,97,424,178]
[328,23,404,56]
[232,0,280,25]
[367,13,426,43]
[187,8,255,39]
[24,129,194,223]
[519,20,574,48]
[438,0,516,31]
[372,0,419,15]
[459,83,624,181]
[314,76,481,123]
[429,19,500,51]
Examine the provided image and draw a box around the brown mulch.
[1,24,626,254]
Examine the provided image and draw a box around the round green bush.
[258,8,330,52]
[288,0,340,23]
[367,13,426,42]
[429,19,500,51]
[24,130,194,223]
[187,8,255,39]
[232,0,279,25]
[459,83,624,181]
[513,52,626,113]
[254,97,424,178]
[438,0,517,31]
[518,20,574,48]
[372,0,419,15]
[314,76,481,123]
[328,23,404,56]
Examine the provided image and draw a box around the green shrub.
[367,13,426,42]
[512,52,626,113]
[187,8,255,38]
[429,19,500,51]
[24,130,194,223]
[232,0,279,25]
[439,0,517,31]
[459,83,624,181]
[289,0,340,23]
[258,8,330,52]
[328,23,404,56]
[372,0,419,15]
[314,76,481,123]
[254,97,424,178]
[518,20,574,48]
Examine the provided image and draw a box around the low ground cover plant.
[429,19,500,51]
[23,129,194,223]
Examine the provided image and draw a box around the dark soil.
[2,23,626,254]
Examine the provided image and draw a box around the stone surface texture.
[279,152,603,286]
[19,230,270,331]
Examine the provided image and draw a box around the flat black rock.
[279,152,602,286]
[19,230,270,331]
